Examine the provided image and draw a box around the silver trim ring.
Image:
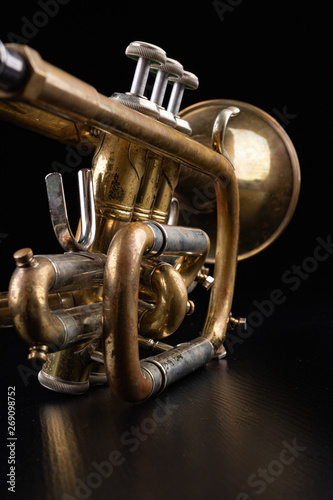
[144,359,168,395]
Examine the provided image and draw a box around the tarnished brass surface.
[93,134,147,221]
[103,223,155,402]
[0,43,239,397]
[133,152,163,221]
[91,132,149,253]
[2,43,238,352]
[0,41,300,401]
[173,245,209,288]
[41,344,91,384]
[151,158,181,223]
[139,260,188,339]
[0,45,236,182]
[178,99,301,261]
[0,100,97,148]
[8,249,106,351]
[8,251,63,349]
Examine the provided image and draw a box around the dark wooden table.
[1,265,332,500]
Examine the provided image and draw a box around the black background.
[0,1,332,500]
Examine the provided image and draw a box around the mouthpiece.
[0,40,27,91]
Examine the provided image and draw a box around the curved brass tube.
[103,223,155,402]
[8,251,64,349]
[201,177,239,350]
[174,251,209,289]
[139,261,188,339]
[8,249,106,352]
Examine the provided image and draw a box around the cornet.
[0,40,300,402]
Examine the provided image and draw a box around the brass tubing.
[0,46,235,179]
[0,289,96,329]
[202,178,239,350]
[145,222,210,288]
[151,158,180,223]
[47,292,75,311]
[139,261,188,339]
[174,253,208,289]
[0,100,98,149]
[90,132,147,253]
[3,44,239,352]
[8,250,106,349]
[141,337,214,393]
[92,133,147,221]
[38,343,92,394]
[103,222,155,402]
[52,302,103,347]
[133,151,163,221]
[8,254,64,348]
[38,252,106,291]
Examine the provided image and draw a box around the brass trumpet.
[0,40,300,401]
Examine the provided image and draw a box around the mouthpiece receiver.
[0,40,27,91]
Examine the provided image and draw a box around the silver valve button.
[150,58,184,107]
[126,41,167,97]
[167,70,199,116]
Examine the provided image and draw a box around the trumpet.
[0,40,300,402]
